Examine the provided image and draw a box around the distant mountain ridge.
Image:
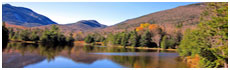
[66,20,107,28]
[56,20,107,33]
[2,4,57,27]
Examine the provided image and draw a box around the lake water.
[2,42,188,68]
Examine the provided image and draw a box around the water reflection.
[2,42,188,68]
[25,56,124,68]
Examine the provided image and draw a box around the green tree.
[160,35,176,49]
[40,25,70,44]
[19,30,30,41]
[129,30,139,47]
[40,29,49,43]
[84,35,94,43]
[140,31,152,47]
[91,33,105,42]
[160,35,167,49]
[114,33,122,44]
[30,31,39,42]
[121,32,130,47]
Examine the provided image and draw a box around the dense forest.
[3,23,74,45]
[85,23,168,48]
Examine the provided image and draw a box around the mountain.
[4,3,206,36]
[28,20,107,34]
[58,20,107,33]
[2,4,57,27]
[92,3,207,47]
[101,3,206,34]
[2,4,106,32]
[65,20,107,30]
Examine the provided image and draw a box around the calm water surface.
[2,42,188,68]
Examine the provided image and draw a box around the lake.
[2,42,188,68]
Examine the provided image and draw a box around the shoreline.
[9,40,38,44]
[8,41,177,52]
[125,46,177,51]
[82,42,177,51]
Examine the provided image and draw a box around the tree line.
[5,24,74,45]
[102,30,155,48]
[84,23,182,49]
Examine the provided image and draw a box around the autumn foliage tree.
[135,22,164,47]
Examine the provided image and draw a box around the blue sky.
[3,2,198,26]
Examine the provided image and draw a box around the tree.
[140,31,152,47]
[84,35,94,43]
[66,33,75,43]
[129,30,139,47]
[161,35,177,49]
[2,22,9,48]
[91,33,105,42]
[12,32,18,40]
[160,35,167,49]
[136,23,151,32]
[40,25,71,44]
[136,27,143,32]
[121,32,130,47]
[19,30,30,41]
[114,33,122,44]
[40,29,49,43]
[30,31,39,41]
[8,28,15,39]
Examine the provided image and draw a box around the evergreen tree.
[114,33,122,44]
[140,31,152,47]
[40,25,71,44]
[40,29,49,43]
[129,30,139,47]
[160,35,167,49]
[121,32,129,47]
